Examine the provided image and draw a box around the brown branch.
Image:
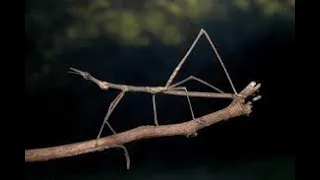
[25,81,261,163]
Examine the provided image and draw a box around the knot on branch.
[233,81,261,116]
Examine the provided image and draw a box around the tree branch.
[25,81,261,162]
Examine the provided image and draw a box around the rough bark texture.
[25,81,261,162]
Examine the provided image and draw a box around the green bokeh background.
[25,0,295,179]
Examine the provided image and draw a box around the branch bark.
[25,81,261,162]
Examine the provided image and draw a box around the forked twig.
[25,29,262,170]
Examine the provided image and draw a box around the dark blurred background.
[25,0,295,179]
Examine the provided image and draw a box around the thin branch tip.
[252,95,262,102]
[254,83,262,91]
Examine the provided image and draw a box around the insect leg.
[169,75,224,93]
[168,86,195,120]
[152,94,159,126]
[97,90,126,139]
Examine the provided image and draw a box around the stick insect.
[69,29,238,168]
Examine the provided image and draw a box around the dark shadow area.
[25,0,294,179]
